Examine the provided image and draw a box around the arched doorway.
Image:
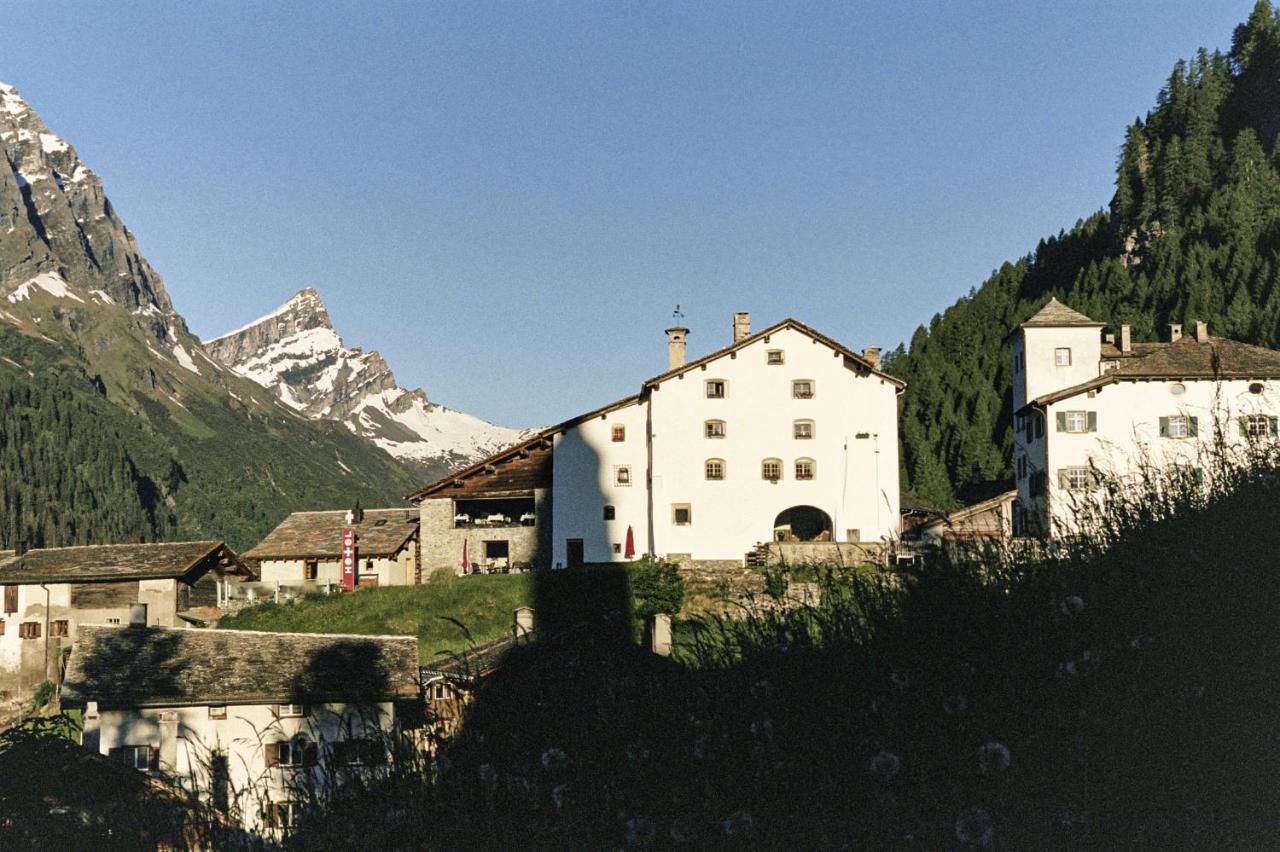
[773,506,833,542]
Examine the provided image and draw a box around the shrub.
[628,559,685,619]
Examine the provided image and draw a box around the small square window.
[705,459,725,480]
[1061,467,1092,491]
[705,380,726,399]
[761,459,782,481]
[1055,347,1072,367]
[705,420,726,439]
[614,466,632,486]
[612,543,622,554]
[278,704,305,718]
[792,380,814,399]
[209,705,227,720]
[603,505,616,521]
[120,745,152,771]
[795,459,815,480]
[432,683,449,700]
[766,350,784,365]
[1167,415,1189,438]
[672,504,692,526]
[793,420,814,440]
[1065,411,1088,433]
[50,620,69,638]
[611,424,626,442]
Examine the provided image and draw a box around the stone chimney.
[1194,320,1209,341]
[665,327,689,370]
[159,710,178,771]
[1103,332,1115,345]
[862,346,881,370]
[647,613,672,657]
[1120,324,1132,353]
[733,312,751,343]
[513,606,534,640]
[1169,323,1183,343]
[345,502,364,525]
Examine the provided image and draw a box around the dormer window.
[1054,348,1072,367]
[705,380,727,399]
[792,380,815,399]
[766,350,784,365]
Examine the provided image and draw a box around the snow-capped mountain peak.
[203,290,533,469]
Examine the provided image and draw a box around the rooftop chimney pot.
[1194,320,1208,341]
[1120,324,1132,353]
[1169,323,1183,343]
[862,346,881,370]
[665,327,689,370]
[733,312,751,343]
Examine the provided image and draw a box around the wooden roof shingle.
[62,626,420,709]
[242,508,418,561]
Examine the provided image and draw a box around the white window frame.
[704,459,725,481]
[791,379,815,399]
[762,458,782,482]
[705,379,727,399]
[276,735,309,768]
[1167,415,1189,439]
[614,465,632,487]
[1062,467,1091,491]
[1242,414,1272,438]
[1055,347,1072,366]
[1064,411,1088,433]
[704,419,726,439]
[278,703,305,718]
[122,745,152,770]
[794,458,816,481]
[793,420,814,440]
[766,349,784,365]
[209,705,227,720]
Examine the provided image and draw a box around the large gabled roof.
[242,508,418,561]
[1020,297,1105,329]
[1022,334,1280,410]
[642,317,905,390]
[62,626,420,709]
[0,541,248,586]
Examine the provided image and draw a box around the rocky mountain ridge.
[204,288,533,470]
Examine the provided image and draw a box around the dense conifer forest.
[890,1,1280,506]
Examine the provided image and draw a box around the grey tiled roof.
[1021,297,1105,328]
[242,508,418,560]
[63,626,420,709]
[0,541,245,585]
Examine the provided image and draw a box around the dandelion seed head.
[541,747,568,772]
[978,740,1011,773]
[955,808,995,848]
[1059,595,1085,617]
[869,750,901,778]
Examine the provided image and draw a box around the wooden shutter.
[264,742,279,767]
[1057,470,1069,489]
[1159,417,1169,437]
[1056,412,1067,432]
[148,746,159,771]
[1188,417,1199,438]
[1087,411,1097,432]
[3,586,16,614]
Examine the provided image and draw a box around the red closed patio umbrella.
[624,525,636,559]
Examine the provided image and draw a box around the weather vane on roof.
[673,304,684,323]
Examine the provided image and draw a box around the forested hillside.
[890,1,1280,506]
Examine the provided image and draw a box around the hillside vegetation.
[891,1,1280,506]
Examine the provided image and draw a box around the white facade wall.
[648,327,899,560]
[551,401,650,566]
[257,548,415,587]
[1013,325,1103,412]
[84,700,396,835]
[1039,377,1280,533]
[548,327,902,565]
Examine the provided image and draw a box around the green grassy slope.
[216,574,534,661]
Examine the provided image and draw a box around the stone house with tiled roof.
[62,626,419,836]
[1011,298,1280,536]
[411,313,903,571]
[0,541,252,696]
[243,508,419,588]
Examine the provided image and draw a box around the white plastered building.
[412,314,903,569]
[1011,298,1280,536]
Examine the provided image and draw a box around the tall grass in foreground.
[279,440,1280,849]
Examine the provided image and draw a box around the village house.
[61,625,420,836]
[411,313,904,571]
[1011,298,1280,536]
[241,507,420,588]
[917,488,1018,557]
[0,541,252,696]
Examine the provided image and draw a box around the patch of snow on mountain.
[172,344,200,374]
[7,271,83,304]
[39,133,67,154]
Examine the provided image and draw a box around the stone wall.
[420,488,552,575]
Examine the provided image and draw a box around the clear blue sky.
[1,1,1252,427]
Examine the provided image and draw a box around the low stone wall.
[767,541,887,567]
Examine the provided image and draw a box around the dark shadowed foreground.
[280,447,1280,849]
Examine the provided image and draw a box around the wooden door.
[566,539,584,568]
